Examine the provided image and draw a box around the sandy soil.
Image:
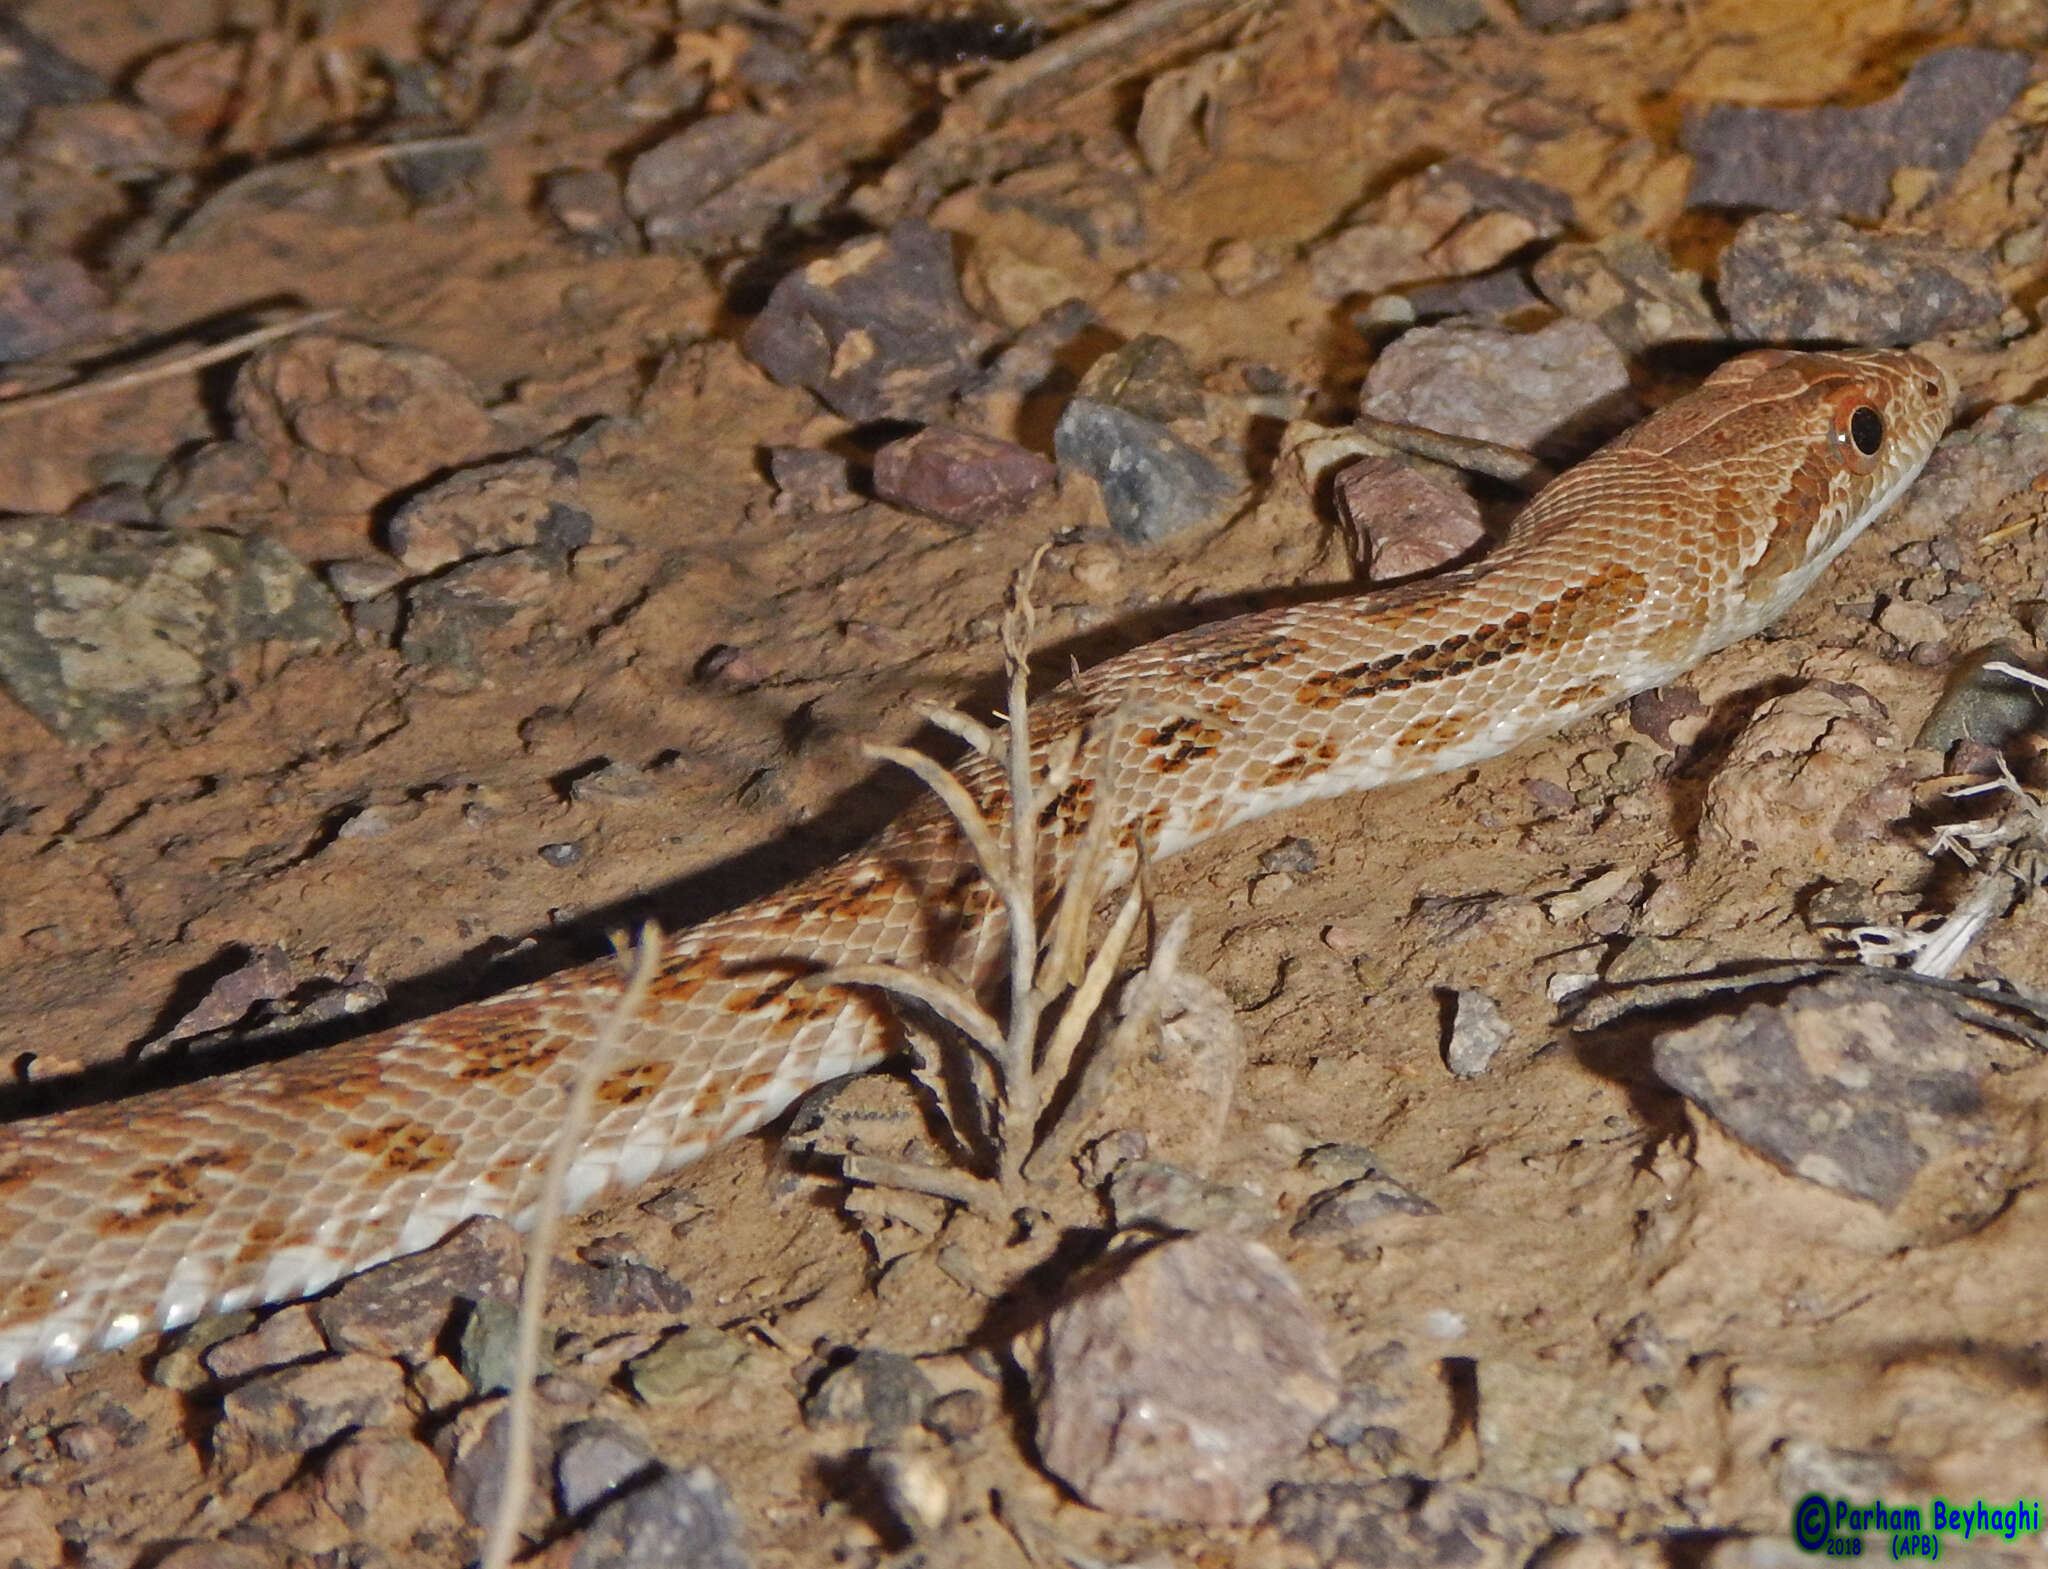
[6,0,2048,1564]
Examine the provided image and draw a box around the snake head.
[1623,347,1956,625]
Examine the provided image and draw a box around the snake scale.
[0,347,1954,1378]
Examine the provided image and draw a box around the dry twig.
[480,923,664,1569]
[0,309,344,423]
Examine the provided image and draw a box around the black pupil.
[1849,406,1884,455]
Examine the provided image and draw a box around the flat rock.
[1359,319,1635,463]
[1265,1479,1554,1569]
[0,516,343,743]
[1310,158,1573,300]
[213,1354,407,1468]
[1718,213,2004,344]
[625,111,834,255]
[1530,235,1721,354]
[1651,973,2019,1210]
[1684,47,2029,219]
[0,253,110,362]
[384,454,590,574]
[0,15,102,142]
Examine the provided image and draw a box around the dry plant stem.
[0,309,345,423]
[479,924,664,1569]
[1351,413,1554,491]
[1027,908,1190,1181]
[840,1154,1005,1221]
[1034,880,1148,1100]
[1576,960,2048,1052]
[998,559,1049,1182]
[917,701,999,757]
[820,961,1009,1088]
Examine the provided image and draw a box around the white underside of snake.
[0,347,1955,1378]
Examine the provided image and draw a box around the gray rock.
[1359,319,1635,464]
[1444,987,1511,1077]
[0,252,109,362]
[541,167,636,255]
[1053,396,1238,544]
[1267,1479,1554,1569]
[1290,1174,1439,1240]
[398,548,560,687]
[1684,48,2029,220]
[546,1255,691,1325]
[1034,1232,1339,1525]
[1530,235,1721,354]
[556,1418,659,1517]
[624,111,825,255]
[1719,213,2004,345]
[1513,0,1625,27]
[800,1348,935,1446]
[765,446,861,515]
[213,1354,407,1466]
[0,517,343,743]
[1106,1160,1270,1234]
[571,1465,750,1569]
[313,1215,524,1366]
[1651,973,2020,1209]
[1915,643,2043,755]
[0,16,102,143]
[455,1296,530,1396]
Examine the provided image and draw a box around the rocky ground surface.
[5,0,2048,1564]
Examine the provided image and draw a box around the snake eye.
[1831,397,1885,474]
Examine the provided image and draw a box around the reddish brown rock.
[872,425,1054,525]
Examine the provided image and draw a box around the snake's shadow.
[0,576,1382,1121]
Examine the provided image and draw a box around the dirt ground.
[6,0,2048,1564]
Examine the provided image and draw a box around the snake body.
[0,348,1953,1377]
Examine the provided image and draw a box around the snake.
[0,346,1954,1378]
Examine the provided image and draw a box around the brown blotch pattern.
[1038,774,1097,836]
[452,1019,568,1082]
[597,1060,667,1107]
[1261,737,1343,787]
[766,866,910,924]
[341,1119,458,1175]
[1396,713,1470,752]
[97,1149,251,1235]
[1294,566,1645,711]
[1137,715,1226,775]
[1171,627,1309,681]
[232,1217,293,1267]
